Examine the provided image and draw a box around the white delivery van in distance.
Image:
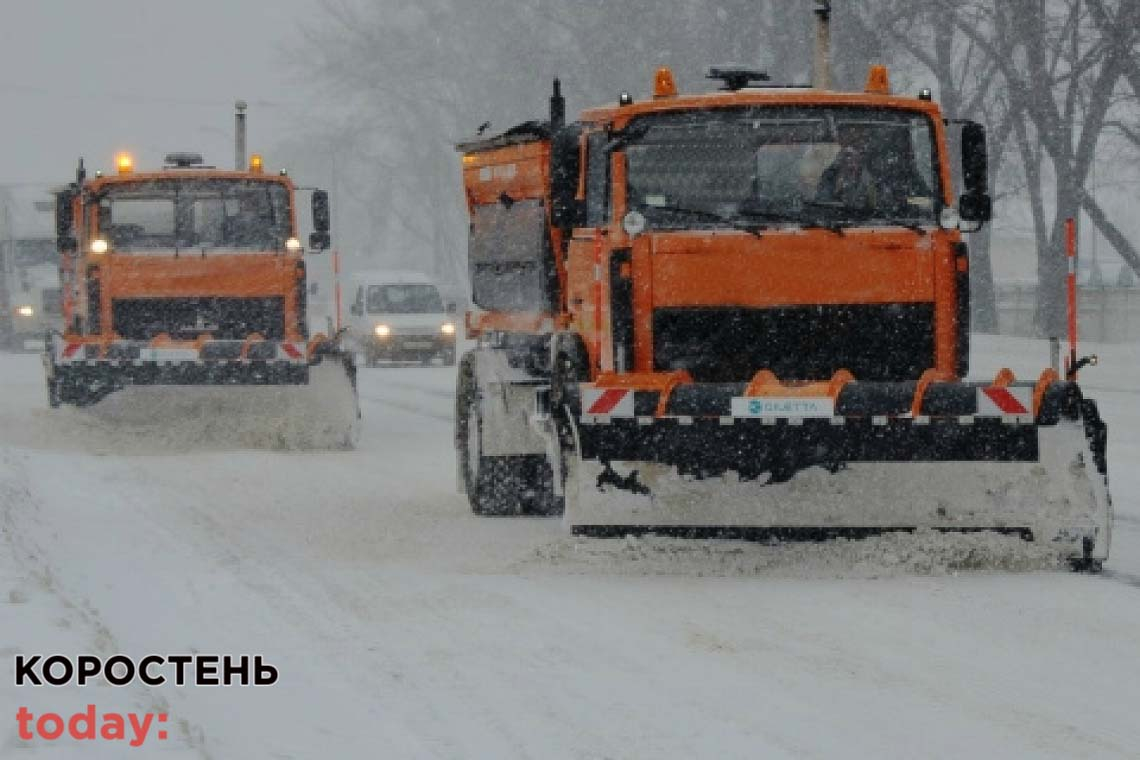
[347,270,457,366]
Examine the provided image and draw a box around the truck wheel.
[47,377,62,409]
[524,456,565,516]
[457,367,517,515]
[456,353,556,516]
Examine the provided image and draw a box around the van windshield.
[367,283,444,314]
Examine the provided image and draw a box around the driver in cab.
[815,124,877,208]
[815,123,932,215]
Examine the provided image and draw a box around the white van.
[347,270,458,366]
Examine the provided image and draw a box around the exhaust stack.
[813,1,832,89]
[234,100,248,170]
[550,79,565,130]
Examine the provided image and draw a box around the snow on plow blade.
[564,379,1111,567]
[44,334,360,449]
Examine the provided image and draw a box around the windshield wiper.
[799,200,929,236]
[798,219,848,236]
[642,204,766,238]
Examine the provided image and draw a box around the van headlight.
[440,322,456,336]
[374,324,391,338]
[16,305,34,318]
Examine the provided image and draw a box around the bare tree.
[949,0,1136,334]
[850,0,1012,332]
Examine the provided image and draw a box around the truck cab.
[452,66,1110,571]
[47,151,343,408]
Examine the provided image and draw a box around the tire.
[456,353,562,516]
[525,456,565,517]
[47,377,62,409]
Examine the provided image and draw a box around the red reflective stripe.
[982,387,1028,415]
[587,389,628,415]
[281,343,302,359]
[62,343,82,359]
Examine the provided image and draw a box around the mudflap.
[563,412,1111,566]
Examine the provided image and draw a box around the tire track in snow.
[359,393,453,424]
[369,376,457,401]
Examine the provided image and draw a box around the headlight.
[440,322,456,336]
[16,305,34,318]
[374,324,391,337]
[90,238,109,255]
[285,237,302,253]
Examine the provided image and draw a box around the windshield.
[624,106,939,230]
[1,238,56,268]
[96,179,292,252]
[367,283,444,314]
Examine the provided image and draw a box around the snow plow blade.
[44,333,360,449]
[564,377,1111,568]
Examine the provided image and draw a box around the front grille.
[112,297,285,340]
[653,304,935,382]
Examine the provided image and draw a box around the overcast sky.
[0,0,315,187]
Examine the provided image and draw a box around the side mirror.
[958,122,991,226]
[446,301,457,314]
[350,303,363,317]
[55,189,77,253]
[312,189,330,233]
[550,126,586,229]
[310,189,331,251]
[958,192,992,225]
[309,232,330,251]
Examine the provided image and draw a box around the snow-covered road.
[2,336,1139,758]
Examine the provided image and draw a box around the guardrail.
[995,284,1140,342]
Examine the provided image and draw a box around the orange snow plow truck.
[46,152,359,447]
[455,63,1111,567]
